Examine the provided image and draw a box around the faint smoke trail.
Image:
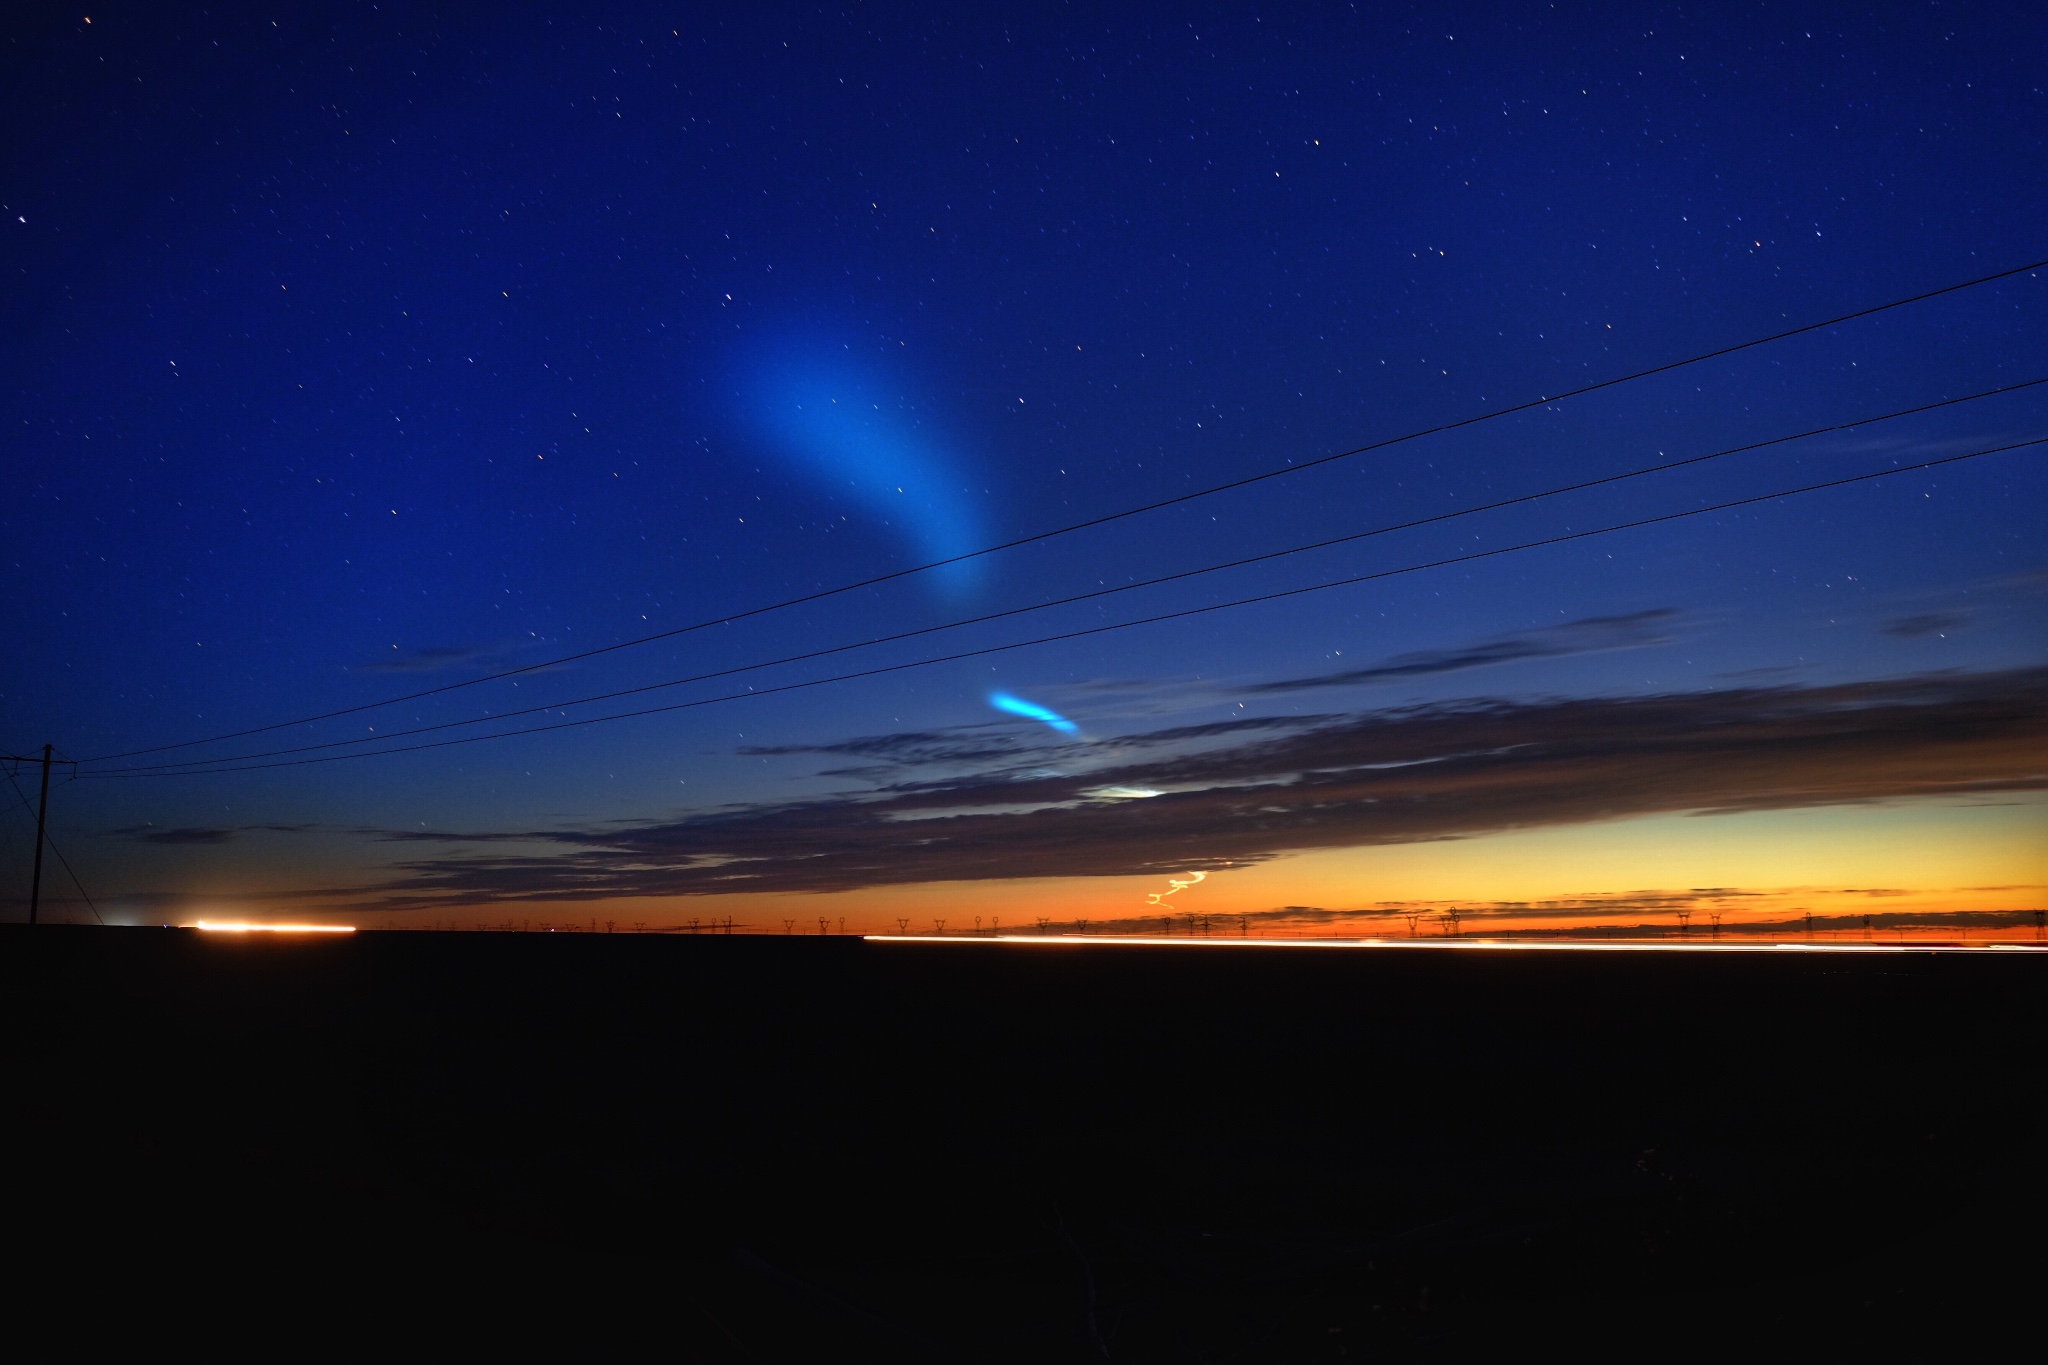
[738,341,986,598]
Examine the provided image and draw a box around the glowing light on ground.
[868,934,2045,955]
[194,921,356,934]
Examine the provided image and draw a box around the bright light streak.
[194,921,355,934]
[867,934,2044,955]
[1145,869,1207,908]
[989,691,1078,734]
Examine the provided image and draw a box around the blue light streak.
[989,691,1079,735]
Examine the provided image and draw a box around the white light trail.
[194,921,356,934]
[1144,869,1206,909]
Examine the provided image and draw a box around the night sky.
[3,3,2043,933]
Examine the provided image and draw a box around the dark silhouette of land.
[4,929,2039,1357]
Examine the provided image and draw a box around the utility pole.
[2,746,63,926]
[29,745,50,926]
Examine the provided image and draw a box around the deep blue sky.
[2,3,2043,924]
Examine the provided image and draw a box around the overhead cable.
[80,437,2043,778]
[81,256,2048,764]
[2,763,104,924]
[92,377,2048,774]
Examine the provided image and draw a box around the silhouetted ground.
[4,929,2040,1358]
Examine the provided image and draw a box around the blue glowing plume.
[989,691,1078,735]
[742,346,985,597]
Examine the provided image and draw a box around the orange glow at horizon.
[254,795,2041,939]
[870,934,2048,954]
[195,921,355,934]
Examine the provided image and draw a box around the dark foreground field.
[3,928,2040,1358]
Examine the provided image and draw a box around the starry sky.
[3,2,2043,934]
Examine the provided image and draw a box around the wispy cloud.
[740,713,1333,783]
[1882,611,1968,639]
[107,825,239,846]
[353,667,2048,908]
[352,639,568,675]
[354,645,485,675]
[738,725,1034,770]
[106,822,315,845]
[1240,609,1681,695]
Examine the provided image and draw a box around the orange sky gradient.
[298,794,2045,941]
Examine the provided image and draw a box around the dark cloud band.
[363,667,2048,908]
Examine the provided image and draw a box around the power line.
[3,761,103,924]
[82,255,2048,765]
[93,377,2048,775]
[81,437,2041,779]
